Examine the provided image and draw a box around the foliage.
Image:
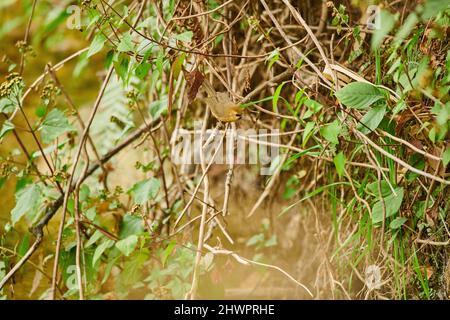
[0,0,449,300]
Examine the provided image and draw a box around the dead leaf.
[185,69,204,104]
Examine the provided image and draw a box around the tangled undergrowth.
[0,0,450,300]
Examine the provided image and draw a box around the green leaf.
[39,109,74,144]
[85,207,96,221]
[119,251,148,286]
[333,151,346,178]
[129,178,160,205]
[0,120,14,139]
[113,54,130,83]
[443,147,450,167]
[79,184,90,202]
[116,235,138,257]
[162,241,177,267]
[17,234,30,257]
[87,34,106,58]
[0,98,14,114]
[92,239,114,266]
[335,82,385,109]
[390,217,407,230]
[171,54,185,79]
[135,62,151,79]
[173,31,193,43]
[85,230,104,248]
[421,0,450,19]
[428,126,436,143]
[357,104,386,134]
[272,82,286,112]
[11,184,42,225]
[371,10,396,50]
[119,214,145,238]
[320,120,341,145]
[302,98,323,120]
[302,121,315,147]
[73,51,89,78]
[117,33,134,52]
[366,181,391,198]
[372,187,404,224]
[266,49,279,70]
[149,97,168,120]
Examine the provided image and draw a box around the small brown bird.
[201,80,242,123]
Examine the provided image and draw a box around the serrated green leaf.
[87,34,106,57]
[39,109,74,144]
[130,178,160,205]
[11,184,42,225]
[119,214,145,238]
[119,251,148,286]
[117,33,134,52]
[335,82,385,109]
[116,235,138,257]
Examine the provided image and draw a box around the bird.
[201,80,243,123]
